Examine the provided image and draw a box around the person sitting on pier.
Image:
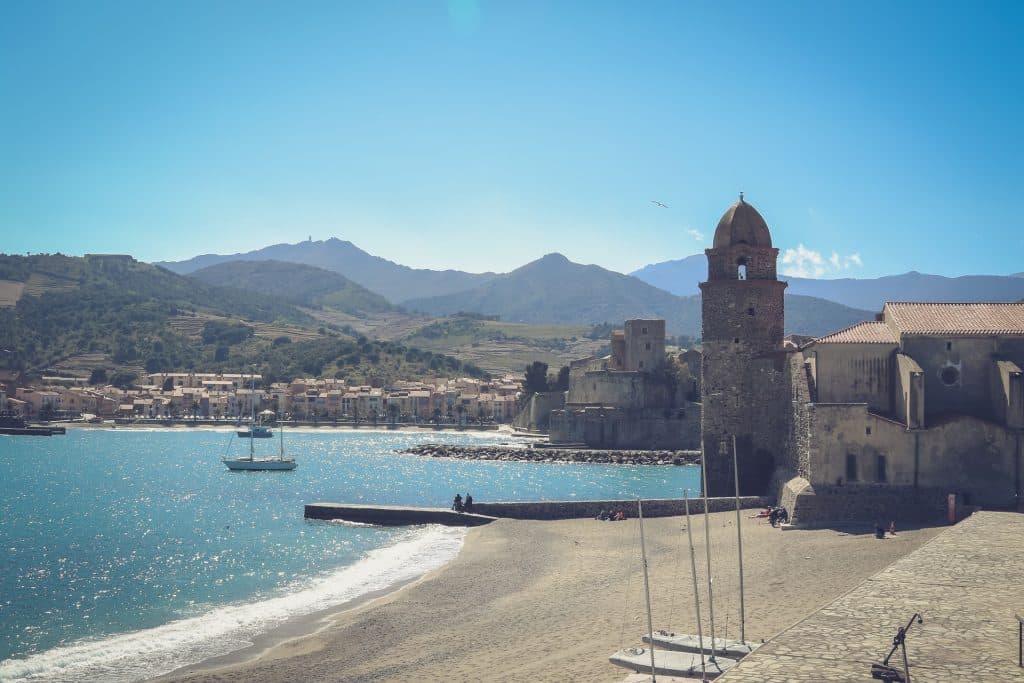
[452,494,463,512]
[596,509,609,521]
[464,494,473,513]
[613,510,626,521]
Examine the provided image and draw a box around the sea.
[0,428,701,682]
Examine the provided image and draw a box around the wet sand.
[161,512,943,683]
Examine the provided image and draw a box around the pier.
[304,503,497,527]
[305,496,770,526]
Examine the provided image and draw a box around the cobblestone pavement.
[719,511,1024,682]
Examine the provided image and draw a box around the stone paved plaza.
[719,511,1024,682]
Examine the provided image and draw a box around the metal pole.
[700,449,718,660]
[900,637,911,683]
[638,499,657,682]
[733,435,746,645]
[684,492,707,680]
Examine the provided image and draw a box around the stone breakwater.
[399,444,701,466]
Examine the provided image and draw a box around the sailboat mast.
[733,435,746,644]
[684,492,707,679]
[279,411,284,460]
[249,373,255,459]
[699,449,718,660]
[637,499,657,683]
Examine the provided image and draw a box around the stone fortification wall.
[472,495,770,520]
[549,403,701,450]
[512,391,565,431]
[567,370,673,409]
[624,319,666,371]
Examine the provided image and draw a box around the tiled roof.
[813,321,897,344]
[885,302,1024,336]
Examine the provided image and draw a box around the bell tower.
[699,194,787,496]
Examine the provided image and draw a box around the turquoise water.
[0,428,700,681]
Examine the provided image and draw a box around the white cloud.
[782,244,863,278]
[687,228,705,241]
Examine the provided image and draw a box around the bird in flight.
[651,200,668,208]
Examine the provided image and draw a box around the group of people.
[751,506,789,527]
[451,493,474,513]
[595,509,627,521]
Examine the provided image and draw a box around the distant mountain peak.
[538,252,570,263]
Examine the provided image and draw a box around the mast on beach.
[684,491,707,680]
[699,449,718,661]
[638,499,658,682]
[733,435,747,645]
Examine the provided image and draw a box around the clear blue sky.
[2,1,1021,278]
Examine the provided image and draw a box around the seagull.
[651,200,668,208]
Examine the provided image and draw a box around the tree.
[549,365,570,392]
[524,361,549,395]
[162,377,174,392]
[89,368,108,385]
[455,402,465,425]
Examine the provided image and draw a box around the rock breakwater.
[399,444,700,466]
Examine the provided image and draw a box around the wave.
[0,525,466,683]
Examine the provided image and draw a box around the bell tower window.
[737,258,748,280]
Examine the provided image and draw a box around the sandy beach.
[161,511,943,683]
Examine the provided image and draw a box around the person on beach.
[452,494,463,512]
[464,494,473,513]
[596,509,609,521]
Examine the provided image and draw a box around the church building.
[699,196,1024,521]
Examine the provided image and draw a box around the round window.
[940,366,960,386]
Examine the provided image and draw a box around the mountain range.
[630,255,1024,310]
[156,238,495,303]
[155,238,1024,337]
[403,253,873,337]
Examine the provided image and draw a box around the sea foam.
[0,524,466,683]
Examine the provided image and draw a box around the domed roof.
[712,194,772,248]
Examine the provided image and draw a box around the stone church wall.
[807,404,1022,508]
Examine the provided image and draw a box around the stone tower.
[699,195,788,496]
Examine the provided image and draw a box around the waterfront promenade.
[718,510,1024,682]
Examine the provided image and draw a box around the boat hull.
[642,632,760,658]
[609,647,735,679]
[223,458,296,471]
[236,430,273,438]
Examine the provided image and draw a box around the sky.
[1,1,1022,278]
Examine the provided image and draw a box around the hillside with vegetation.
[189,260,398,316]
[0,254,485,383]
[400,314,607,375]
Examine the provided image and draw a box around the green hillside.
[0,254,484,382]
[189,260,397,316]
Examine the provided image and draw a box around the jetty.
[304,503,496,527]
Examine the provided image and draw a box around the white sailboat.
[223,380,295,471]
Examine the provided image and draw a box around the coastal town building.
[5,372,522,425]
